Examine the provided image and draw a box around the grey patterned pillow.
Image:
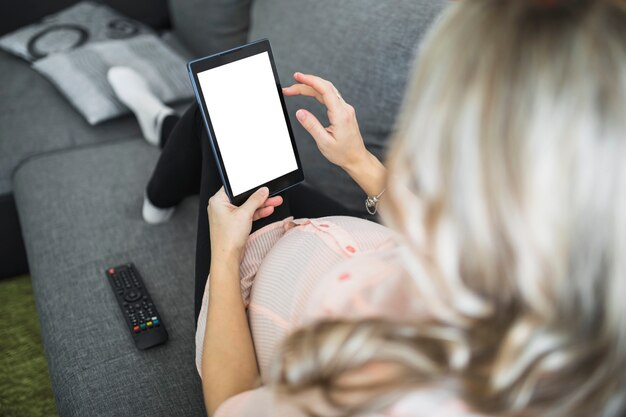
[0,1,153,62]
[33,34,193,125]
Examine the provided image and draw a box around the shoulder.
[214,387,307,417]
[214,386,484,417]
[389,390,487,417]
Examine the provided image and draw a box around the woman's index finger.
[294,72,344,114]
[282,84,324,105]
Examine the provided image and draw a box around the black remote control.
[105,263,168,349]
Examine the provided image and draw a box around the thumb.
[296,109,333,147]
[240,187,270,215]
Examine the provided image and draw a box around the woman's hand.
[283,72,369,172]
[204,187,271,414]
[208,187,283,261]
[283,72,387,197]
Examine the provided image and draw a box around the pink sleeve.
[214,387,308,417]
[196,218,294,376]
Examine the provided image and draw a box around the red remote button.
[133,325,140,333]
[108,268,115,275]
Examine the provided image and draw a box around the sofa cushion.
[0,50,139,196]
[32,34,193,125]
[13,140,205,416]
[249,0,448,212]
[166,0,252,57]
[0,44,191,279]
[0,49,192,197]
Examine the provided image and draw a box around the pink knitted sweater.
[196,216,480,417]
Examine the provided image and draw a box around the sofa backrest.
[167,0,447,211]
[249,0,448,211]
[167,0,252,56]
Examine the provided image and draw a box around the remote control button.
[153,319,160,326]
[133,325,140,333]
[124,291,141,302]
[140,323,147,330]
[108,268,115,275]
[151,316,157,321]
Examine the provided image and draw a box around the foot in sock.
[107,66,175,146]
[142,193,175,224]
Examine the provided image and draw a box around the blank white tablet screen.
[197,52,298,196]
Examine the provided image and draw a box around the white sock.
[107,66,175,146]
[142,193,175,224]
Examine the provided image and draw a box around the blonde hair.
[272,1,626,416]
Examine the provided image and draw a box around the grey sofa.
[6,0,446,415]
[0,0,173,279]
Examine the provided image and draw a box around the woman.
[109,0,626,415]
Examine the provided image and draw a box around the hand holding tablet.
[208,186,283,259]
[188,39,304,206]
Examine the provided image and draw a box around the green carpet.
[0,275,57,417]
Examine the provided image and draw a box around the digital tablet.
[188,39,304,206]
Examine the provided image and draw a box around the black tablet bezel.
[188,39,304,206]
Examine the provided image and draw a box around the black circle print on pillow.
[106,19,139,39]
[27,24,89,60]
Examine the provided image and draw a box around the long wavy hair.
[270,1,626,416]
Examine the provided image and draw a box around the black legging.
[146,103,373,324]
